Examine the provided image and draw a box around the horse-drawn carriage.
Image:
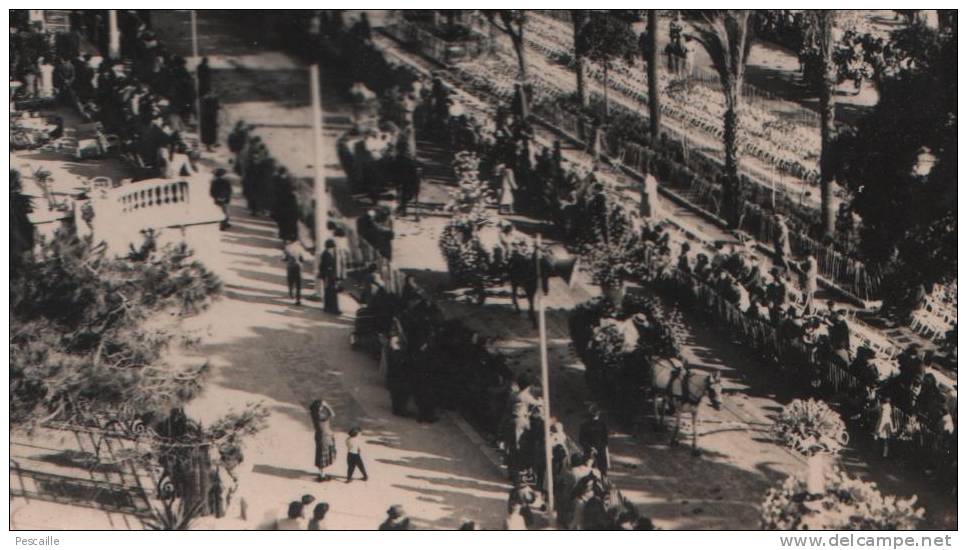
[570,294,722,454]
[439,221,578,323]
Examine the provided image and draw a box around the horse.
[506,247,552,327]
[647,356,722,456]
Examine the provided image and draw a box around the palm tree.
[646,10,661,142]
[685,10,753,228]
[571,10,591,108]
[805,10,838,238]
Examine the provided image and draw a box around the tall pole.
[108,10,120,60]
[310,64,329,260]
[535,234,555,521]
[191,10,201,127]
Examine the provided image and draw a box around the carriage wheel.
[838,431,850,446]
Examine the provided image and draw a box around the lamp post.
[310,64,329,260]
[535,234,556,522]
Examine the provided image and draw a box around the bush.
[761,467,924,530]
[772,398,848,457]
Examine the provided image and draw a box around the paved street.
[149,10,954,529]
[10,9,955,532]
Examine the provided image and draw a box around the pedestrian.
[497,163,518,214]
[275,501,305,530]
[38,56,55,99]
[798,255,818,312]
[504,502,527,531]
[284,242,306,306]
[773,214,792,270]
[874,396,895,459]
[272,168,299,241]
[386,334,411,416]
[209,168,232,229]
[508,481,541,527]
[197,56,212,97]
[227,121,248,172]
[318,239,341,314]
[309,399,337,481]
[307,502,330,530]
[200,91,219,151]
[395,155,422,217]
[379,505,411,530]
[345,427,369,483]
[578,406,610,476]
[640,160,660,220]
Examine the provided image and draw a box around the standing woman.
[497,163,517,215]
[200,91,220,152]
[309,399,337,481]
[874,396,895,459]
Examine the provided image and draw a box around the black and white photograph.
[6,4,959,540]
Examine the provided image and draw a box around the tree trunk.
[603,64,610,120]
[513,36,529,119]
[818,17,837,239]
[573,10,590,108]
[722,84,741,229]
[576,56,589,107]
[647,10,661,142]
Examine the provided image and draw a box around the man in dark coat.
[385,335,411,416]
[318,239,341,314]
[828,309,851,367]
[395,155,422,217]
[209,168,233,229]
[272,168,299,242]
[227,121,248,171]
[578,407,610,476]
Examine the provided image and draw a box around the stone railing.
[91,175,223,254]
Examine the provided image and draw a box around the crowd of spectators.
[10,10,217,180]
[672,237,956,474]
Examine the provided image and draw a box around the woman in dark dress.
[200,91,219,151]
[309,399,337,481]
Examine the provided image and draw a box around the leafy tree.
[484,10,529,117]
[576,12,638,120]
[685,10,753,228]
[835,22,955,312]
[10,169,34,278]
[10,233,222,429]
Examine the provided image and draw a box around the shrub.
[761,467,924,530]
[772,399,848,457]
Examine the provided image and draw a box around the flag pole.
[536,234,555,522]
[310,64,329,260]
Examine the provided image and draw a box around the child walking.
[345,427,368,483]
[284,241,307,306]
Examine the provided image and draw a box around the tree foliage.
[684,10,753,228]
[575,12,638,118]
[10,232,223,429]
[835,22,956,309]
[10,170,35,277]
